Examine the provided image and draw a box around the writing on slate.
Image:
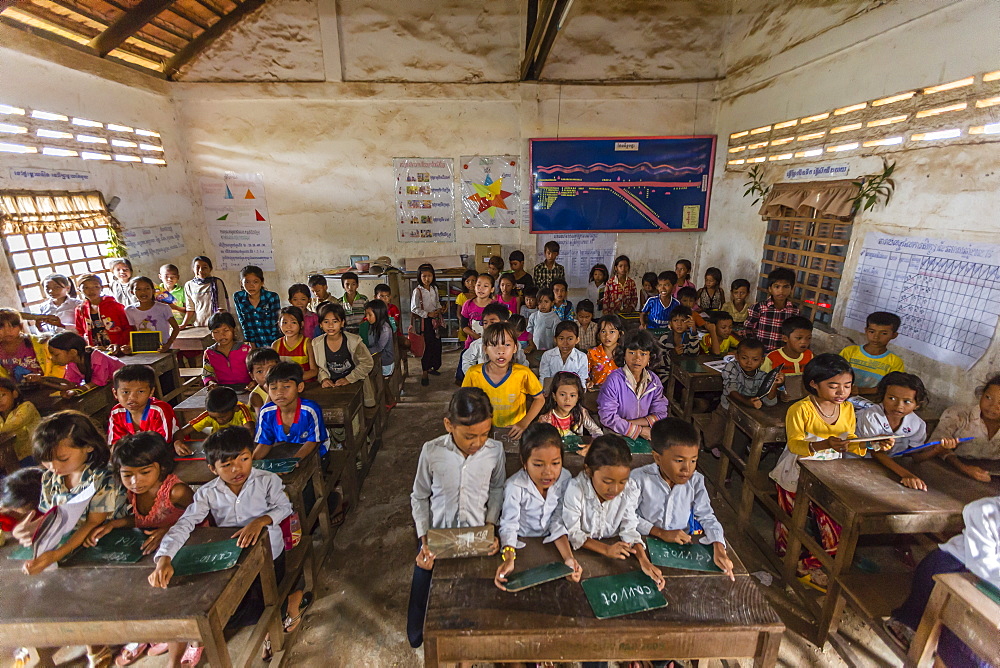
[599,582,656,607]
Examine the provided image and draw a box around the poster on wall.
[843,231,1000,370]
[394,158,455,243]
[460,155,520,229]
[535,232,617,291]
[200,173,276,270]
[123,224,185,268]
[529,136,716,233]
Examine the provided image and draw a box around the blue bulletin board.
[529,136,716,233]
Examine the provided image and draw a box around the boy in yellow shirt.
[701,311,739,355]
[173,386,255,456]
[840,311,905,396]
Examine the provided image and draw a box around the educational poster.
[123,224,185,268]
[460,155,520,229]
[394,158,455,243]
[843,232,1000,369]
[530,136,716,233]
[200,173,275,270]
[535,232,616,289]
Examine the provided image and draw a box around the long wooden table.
[909,572,1000,667]
[0,527,282,668]
[301,382,367,507]
[666,354,723,422]
[424,538,783,667]
[782,458,1000,649]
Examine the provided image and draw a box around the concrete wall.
[706,0,1000,404]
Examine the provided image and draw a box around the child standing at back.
[234,265,281,349]
[108,365,177,444]
[743,268,798,352]
[460,273,495,349]
[411,263,444,385]
[508,250,535,294]
[633,418,734,578]
[288,283,320,339]
[697,267,725,312]
[526,288,560,358]
[362,299,395,376]
[487,256,504,287]
[339,271,368,332]
[156,263,186,315]
[551,279,573,321]
[109,258,138,307]
[723,278,752,337]
[640,272,658,309]
[126,275,180,352]
[454,269,479,347]
[246,347,281,416]
[840,311,905,395]
[520,286,539,319]
[575,299,598,351]
[173,385,255,456]
[273,306,318,382]
[202,312,254,388]
[603,255,638,314]
[673,259,695,297]
[22,273,80,334]
[182,256,230,328]
[586,263,608,318]
[533,240,566,289]
[373,284,401,332]
[312,303,376,407]
[308,274,332,311]
[74,274,131,350]
[408,388,505,647]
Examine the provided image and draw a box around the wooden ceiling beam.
[88,0,176,56]
[161,0,264,79]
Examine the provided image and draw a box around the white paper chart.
[843,231,1000,370]
[535,232,617,291]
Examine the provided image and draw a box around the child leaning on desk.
[855,372,930,490]
[45,332,124,397]
[917,372,1000,483]
[407,388,505,649]
[202,311,254,388]
[253,362,328,461]
[173,385,255,456]
[494,422,583,590]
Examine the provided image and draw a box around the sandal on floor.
[147,643,170,656]
[284,591,314,633]
[883,618,914,650]
[13,648,30,668]
[797,571,828,594]
[114,643,148,666]
[181,644,204,667]
[88,646,114,668]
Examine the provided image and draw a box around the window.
[0,191,119,308]
[756,180,857,325]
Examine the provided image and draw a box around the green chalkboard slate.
[7,534,70,560]
[503,561,574,592]
[253,458,299,474]
[676,357,707,375]
[63,528,146,565]
[646,537,721,572]
[976,579,1000,606]
[581,570,667,619]
[562,435,584,452]
[171,538,243,576]
[624,437,652,454]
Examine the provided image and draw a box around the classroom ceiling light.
[872,92,915,106]
[922,77,974,94]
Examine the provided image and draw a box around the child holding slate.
[561,434,664,588]
[918,373,1000,481]
[495,423,582,590]
[597,329,668,440]
[108,365,177,444]
[633,418,734,579]
[173,386,255,456]
[408,388,505,648]
[856,372,930,491]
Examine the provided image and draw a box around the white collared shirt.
[156,467,292,562]
[539,346,589,385]
[561,471,642,549]
[410,285,441,319]
[631,464,725,545]
[940,496,1000,587]
[410,433,506,538]
[855,404,926,456]
[499,468,571,548]
[461,337,528,375]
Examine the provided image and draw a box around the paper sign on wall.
[123,224,185,268]
[460,155,520,229]
[535,232,616,289]
[394,158,455,243]
[200,174,275,270]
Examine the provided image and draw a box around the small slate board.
[677,357,707,375]
[253,458,299,474]
[562,435,584,452]
[581,570,667,619]
[976,579,1000,605]
[503,561,574,592]
[171,538,243,576]
[646,537,721,573]
[624,437,652,454]
[426,525,494,559]
[7,534,70,560]
[63,528,146,565]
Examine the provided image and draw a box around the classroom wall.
[706,0,1000,405]
[0,27,198,306]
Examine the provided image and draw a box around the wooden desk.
[301,383,366,507]
[122,351,182,403]
[666,354,722,422]
[424,538,782,667]
[783,458,1000,647]
[22,384,113,419]
[0,527,282,668]
[0,432,17,474]
[172,327,214,352]
[908,572,1000,667]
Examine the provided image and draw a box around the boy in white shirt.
[407,388,506,648]
[632,417,735,579]
[539,320,588,386]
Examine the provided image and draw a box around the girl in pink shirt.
[45,332,125,397]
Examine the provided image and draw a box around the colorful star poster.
[199,173,275,270]
[460,155,520,229]
[394,158,456,243]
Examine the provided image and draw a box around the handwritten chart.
[843,232,1000,369]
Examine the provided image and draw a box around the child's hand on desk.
[603,541,633,560]
[713,543,735,582]
[951,457,991,483]
[84,523,115,547]
[749,397,763,409]
[23,550,58,575]
[174,440,193,456]
[149,557,174,588]
[333,378,350,387]
[638,426,652,440]
[900,475,927,491]
[656,528,692,545]
[486,535,500,556]
[494,553,516,590]
[635,552,665,590]
[416,543,436,571]
[565,557,583,582]
[232,516,270,548]
[141,527,170,554]
[13,510,42,547]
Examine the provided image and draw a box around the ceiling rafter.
[161,0,264,79]
[88,0,176,56]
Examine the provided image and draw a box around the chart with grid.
[844,232,1000,370]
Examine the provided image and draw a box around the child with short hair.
[840,311,905,394]
[723,278,752,337]
[720,338,781,411]
[697,267,725,312]
[640,271,658,309]
[508,250,535,294]
[183,256,230,327]
[109,258,138,307]
[575,299,597,351]
[537,371,603,438]
[273,306,318,382]
[156,263,186,314]
[561,434,664,587]
[673,259,695,296]
[597,329,669,440]
[108,364,177,444]
[74,274,132,350]
[586,263,608,318]
[463,322,544,439]
[526,287,560,356]
[604,255,638,314]
[339,271,368,331]
[587,314,623,388]
[454,269,479,347]
[495,422,583,590]
[920,373,1000,481]
[533,240,565,289]
[361,299,395,376]
[700,311,739,355]
[408,388,505,647]
[856,372,930,490]
[633,418,734,578]
[640,270,678,329]
[288,283,320,338]
[460,303,528,377]
[233,265,281,348]
[676,287,707,328]
[246,347,281,416]
[520,286,539,319]
[308,274,332,311]
[254,362,328,460]
[373,283,401,333]
[487,255,504,284]
[496,272,521,315]
[173,385,255,456]
[126,275,180,352]
[743,267,798,352]
[666,306,701,356]
[540,321,588,385]
[411,263,443,385]
[0,377,40,465]
[46,331,125,397]
[761,315,814,378]
[313,303,376,410]
[202,312,254,387]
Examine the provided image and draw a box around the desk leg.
[754,629,782,668]
[260,554,284,658]
[683,381,696,422]
[817,520,860,644]
[666,375,679,417]
[312,464,332,551]
[197,615,233,668]
[781,478,813,585]
[908,582,948,668]
[717,414,736,492]
[738,434,766,528]
[423,636,440,668]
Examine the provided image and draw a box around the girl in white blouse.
[410,263,443,386]
[561,433,664,589]
[22,273,81,335]
[494,422,582,590]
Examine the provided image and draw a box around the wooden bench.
[908,572,1000,667]
[665,354,723,422]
